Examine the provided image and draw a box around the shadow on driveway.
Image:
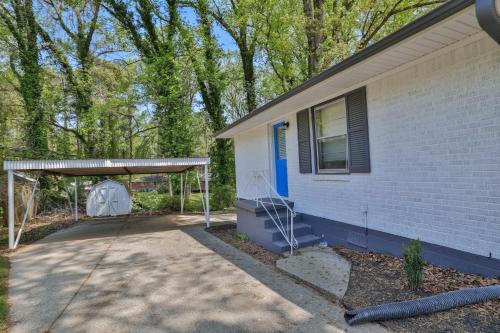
[9,214,387,333]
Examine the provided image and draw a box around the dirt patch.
[206,224,281,266]
[0,212,84,251]
[337,248,500,333]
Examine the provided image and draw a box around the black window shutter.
[296,109,312,173]
[346,87,371,173]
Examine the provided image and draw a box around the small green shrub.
[237,233,248,241]
[210,184,236,211]
[157,183,170,194]
[403,239,425,291]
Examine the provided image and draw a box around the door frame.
[272,121,289,197]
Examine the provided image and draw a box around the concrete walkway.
[9,214,390,333]
[277,247,351,299]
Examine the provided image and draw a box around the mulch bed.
[336,248,500,333]
[206,224,499,333]
[206,223,282,265]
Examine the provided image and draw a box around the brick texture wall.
[234,36,500,258]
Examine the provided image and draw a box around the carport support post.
[180,173,184,214]
[74,177,79,221]
[8,170,15,249]
[204,164,210,227]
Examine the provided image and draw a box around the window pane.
[277,127,286,160]
[314,98,348,171]
[315,100,347,138]
[317,135,347,170]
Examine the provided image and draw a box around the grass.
[0,255,8,332]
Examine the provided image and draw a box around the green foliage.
[0,0,48,158]
[304,0,444,76]
[403,239,425,291]
[0,0,443,219]
[132,192,205,213]
[237,233,248,241]
[210,184,236,211]
[157,183,170,194]
[0,255,9,332]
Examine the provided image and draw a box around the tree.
[302,0,445,78]
[105,0,197,158]
[204,0,260,113]
[0,0,48,157]
[37,0,102,157]
[302,0,325,78]
[183,0,234,186]
[258,0,307,93]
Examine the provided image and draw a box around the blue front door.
[274,122,289,197]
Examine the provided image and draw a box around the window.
[314,98,348,172]
[276,126,287,160]
[299,87,369,174]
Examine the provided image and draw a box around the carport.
[3,158,211,249]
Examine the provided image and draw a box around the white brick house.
[217,0,500,276]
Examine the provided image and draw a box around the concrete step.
[255,205,294,218]
[234,198,294,216]
[270,234,321,253]
[263,213,302,228]
[264,223,313,241]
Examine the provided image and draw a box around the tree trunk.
[303,0,326,78]
[239,45,256,112]
[1,0,48,157]
[192,0,235,188]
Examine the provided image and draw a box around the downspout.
[476,0,500,44]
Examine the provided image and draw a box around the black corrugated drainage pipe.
[345,285,500,325]
[476,0,500,44]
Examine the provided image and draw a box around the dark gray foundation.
[300,213,500,277]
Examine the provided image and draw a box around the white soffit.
[219,5,483,138]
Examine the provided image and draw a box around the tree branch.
[50,120,87,144]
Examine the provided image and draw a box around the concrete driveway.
[9,214,389,333]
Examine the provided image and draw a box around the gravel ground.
[207,224,500,333]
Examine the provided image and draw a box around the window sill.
[312,174,351,182]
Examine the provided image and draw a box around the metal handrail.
[247,170,297,254]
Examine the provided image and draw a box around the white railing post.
[250,170,297,254]
[8,170,15,250]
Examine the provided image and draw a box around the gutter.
[476,0,500,44]
[216,0,476,138]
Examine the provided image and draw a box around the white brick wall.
[234,125,272,198]
[233,36,500,258]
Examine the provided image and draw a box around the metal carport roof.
[3,158,211,250]
[3,158,210,176]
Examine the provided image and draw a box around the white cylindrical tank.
[86,179,131,217]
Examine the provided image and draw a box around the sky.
[180,7,238,52]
